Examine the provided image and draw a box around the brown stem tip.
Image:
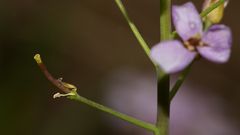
[34,54,74,94]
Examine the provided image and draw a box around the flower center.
[184,37,205,51]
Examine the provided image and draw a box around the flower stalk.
[169,62,194,101]
[156,0,171,134]
[114,0,151,59]
[34,54,158,133]
[69,93,158,133]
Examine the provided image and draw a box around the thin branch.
[70,94,158,133]
[34,54,157,133]
[115,0,151,58]
[169,61,194,101]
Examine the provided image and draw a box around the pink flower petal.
[198,25,232,63]
[172,2,203,41]
[151,40,196,73]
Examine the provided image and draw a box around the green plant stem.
[160,0,172,40]
[169,62,193,101]
[156,0,171,135]
[114,0,151,58]
[34,54,158,133]
[171,0,225,38]
[156,71,169,135]
[69,93,158,133]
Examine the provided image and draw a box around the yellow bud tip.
[34,54,42,64]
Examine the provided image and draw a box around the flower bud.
[203,0,229,24]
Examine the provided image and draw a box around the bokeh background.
[0,0,239,135]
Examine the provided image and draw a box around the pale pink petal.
[151,40,196,73]
[198,25,232,63]
[172,2,203,41]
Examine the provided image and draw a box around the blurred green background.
[0,0,239,135]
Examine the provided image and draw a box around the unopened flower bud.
[203,0,229,24]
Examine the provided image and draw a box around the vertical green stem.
[160,0,172,40]
[156,0,171,135]
[156,71,169,135]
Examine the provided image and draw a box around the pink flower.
[150,2,232,73]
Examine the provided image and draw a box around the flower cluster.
[150,2,232,73]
